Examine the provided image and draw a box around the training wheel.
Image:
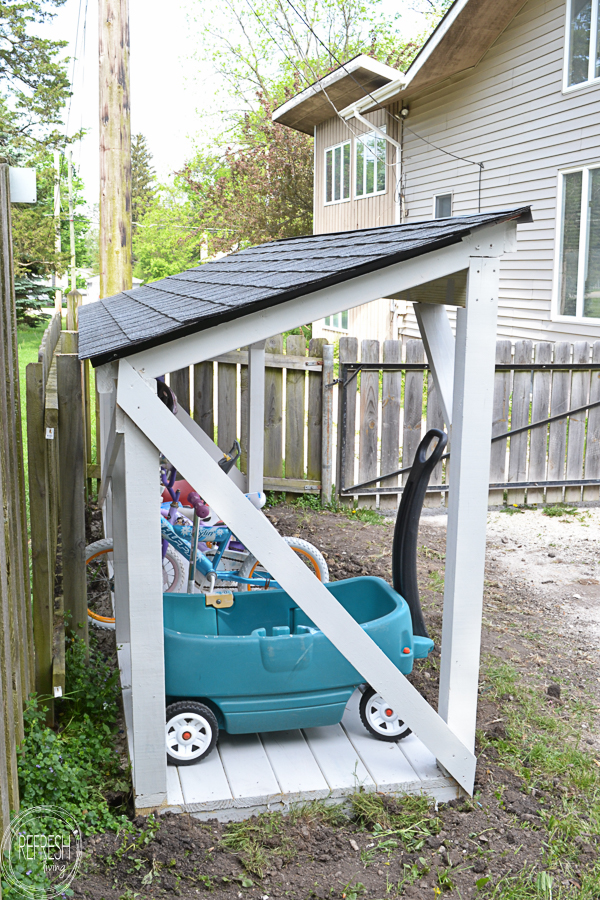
[359,686,411,742]
[165,701,218,765]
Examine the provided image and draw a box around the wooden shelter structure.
[79,208,531,815]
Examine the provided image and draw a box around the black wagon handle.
[392,428,448,639]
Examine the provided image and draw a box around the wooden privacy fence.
[337,337,600,507]
[0,164,35,837]
[166,335,334,497]
[26,311,89,731]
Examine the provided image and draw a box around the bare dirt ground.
[74,503,600,900]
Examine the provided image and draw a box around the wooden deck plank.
[260,730,330,798]
[396,734,441,782]
[178,750,234,809]
[341,692,420,789]
[166,766,184,808]
[302,724,375,795]
[218,732,281,801]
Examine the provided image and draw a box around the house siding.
[313,0,600,347]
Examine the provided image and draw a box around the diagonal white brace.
[117,358,477,792]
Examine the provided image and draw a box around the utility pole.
[53,149,62,313]
[67,151,76,293]
[99,0,132,299]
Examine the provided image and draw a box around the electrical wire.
[65,0,85,137]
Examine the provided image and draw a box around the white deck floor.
[118,643,458,821]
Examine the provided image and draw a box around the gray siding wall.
[399,0,600,343]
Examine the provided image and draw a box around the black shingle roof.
[79,209,531,366]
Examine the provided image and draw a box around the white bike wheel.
[236,536,329,591]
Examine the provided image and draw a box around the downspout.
[351,108,402,226]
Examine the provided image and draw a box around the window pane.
[325,150,332,203]
[325,316,331,326]
[584,168,600,317]
[568,0,592,86]
[341,310,348,329]
[334,146,342,201]
[376,138,386,192]
[365,136,375,195]
[356,141,364,196]
[596,0,600,77]
[435,194,452,218]
[343,143,350,199]
[559,171,583,316]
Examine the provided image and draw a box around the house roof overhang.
[273,0,530,130]
[79,208,532,374]
[271,55,402,135]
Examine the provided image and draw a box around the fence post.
[321,343,334,505]
[547,343,571,504]
[217,360,237,453]
[285,334,306,482]
[57,351,88,648]
[170,366,190,413]
[66,288,82,330]
[193,361,214,439]
[380,339,402,511]
[565,342,590,503]
[402,340,425,482]
[337,337,358,503]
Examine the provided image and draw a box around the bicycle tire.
[86,539,187,630]
[235,536,329,591]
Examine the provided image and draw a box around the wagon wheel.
[359,686,411,742]
[165,702,218,765]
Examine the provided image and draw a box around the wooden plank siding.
[311,0,600,348]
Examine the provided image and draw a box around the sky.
[40,0,430,205]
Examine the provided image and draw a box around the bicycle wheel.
[235,536,329,591]
[86,540,187,630]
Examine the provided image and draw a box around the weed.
[428,570,445,592]
[421,545,445,560]
[437,867,455,891]
[341,880,366,900]
[351,792,439,852]
[289,799,347,828]
[197,873,215,891]
[542,504,579,518]
[16,635,130,835]
[221,811,295,877]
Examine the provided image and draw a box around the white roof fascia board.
[125,219,518,379]
[272,55,401,123]
[402,0,471,91]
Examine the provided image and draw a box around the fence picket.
[285,335,305,480]
[380,340,402,511]
[337,337,358,503]
[217,361,237,453]
[402,340,424,481]
[565,342,590,503]
[507,341,532,506]
[547,343,571,504]
[528,342,553,505]
[583,342,600,502]
[193,361,214,439]
[425,370,446,508]
[488,340,512,505]
[264,335,283,479]
[307,338,326,482]
[358,340,379,508]
[170,366,190,413]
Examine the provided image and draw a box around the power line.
[65,0,85,137]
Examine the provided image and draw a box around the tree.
[132,184,200,283]
[0,0,71,149]
[132,133,156,236]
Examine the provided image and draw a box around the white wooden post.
[247,340,266,494]
[438,258,500,752]
[112,425,129,645]
[120,405,167,811]
[414,302,455,428]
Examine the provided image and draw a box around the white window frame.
[563,0,600,92]
[324,140,351,206]
[433,192,453,219]
[323,311,349,331]
[355,127,387,200]
[552,162,600,322]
